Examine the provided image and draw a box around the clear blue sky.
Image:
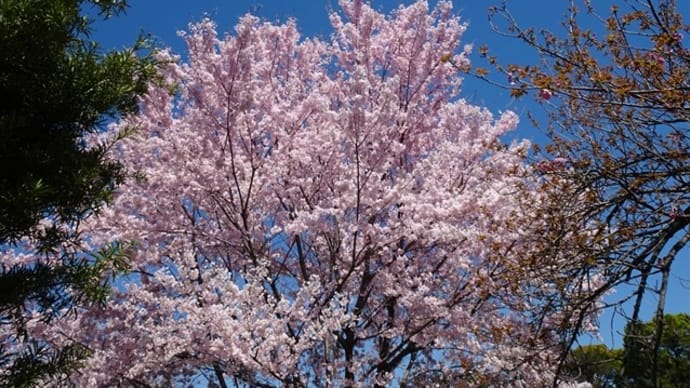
[90,0,689,349]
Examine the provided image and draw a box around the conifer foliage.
[0,0,157,385]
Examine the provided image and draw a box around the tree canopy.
[25,1,601,386]
[3,0,687,385]
[565,313,690,387]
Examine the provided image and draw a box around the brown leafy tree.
[452,0,689,386]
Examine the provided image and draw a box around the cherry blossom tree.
[32,1,601,386]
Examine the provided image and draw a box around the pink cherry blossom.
[536,157,570,173]
[16,1,601,386]
[648,51,666,65]
[672,32,683,43]
[540,88,553,100]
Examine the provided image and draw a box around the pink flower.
[648,51,665,65]
[539,88,552,100]
[536,160,555,173]
[536,157,568,173]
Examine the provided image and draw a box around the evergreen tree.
[0,0,158,385]
[565,314,690,387]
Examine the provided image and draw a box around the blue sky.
[90,0,689,349]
